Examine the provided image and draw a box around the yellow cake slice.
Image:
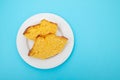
[23,19,58,40]
[28,34,68,59]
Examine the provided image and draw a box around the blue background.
[0,0,120,80]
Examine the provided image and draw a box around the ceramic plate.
[16,13,74,69]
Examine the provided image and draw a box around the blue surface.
[0,0,120,80]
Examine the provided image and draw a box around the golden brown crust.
[61,36,68,40]
[28,50,31,56]
[23,24,40,35]
[49,21,57,26]
[23,26,31,35]
[42,19,57,25]
[28,48,34,56]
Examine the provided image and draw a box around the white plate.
[16,13,74,69]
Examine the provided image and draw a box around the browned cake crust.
[23,24,39,35]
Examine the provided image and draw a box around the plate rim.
[16,13,74,69]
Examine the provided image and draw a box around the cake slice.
[28,34,68,59]
[23,19,58,40]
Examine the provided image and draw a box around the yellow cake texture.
[23,19,57,40]
[28,34,68,59]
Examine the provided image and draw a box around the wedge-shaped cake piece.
[28,34,68,59]
[23,19,58,40]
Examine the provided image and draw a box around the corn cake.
[23,19,57,40]
[28,34,68,59]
